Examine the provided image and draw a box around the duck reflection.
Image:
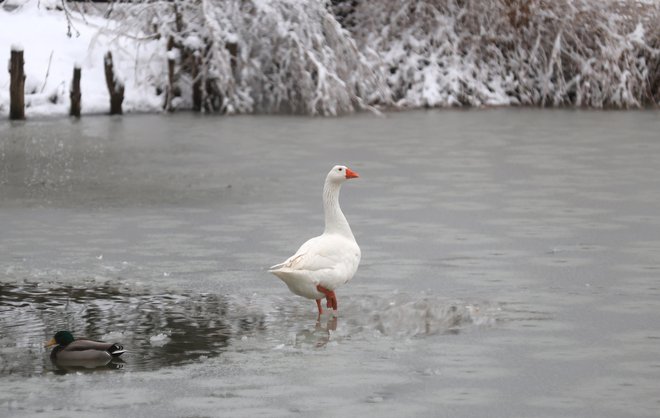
[52,357,125,374]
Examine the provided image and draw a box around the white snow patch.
[629,22,645,43]
[182,35,203,50]
[166,49,179,61]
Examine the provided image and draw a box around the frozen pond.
[1,110,659,417]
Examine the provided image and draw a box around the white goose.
[270,165,361,316]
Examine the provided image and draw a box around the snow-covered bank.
[0,0,164,117]
[0,0,658,118]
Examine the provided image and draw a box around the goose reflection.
[286,315,338,348]
[315,315,338,347]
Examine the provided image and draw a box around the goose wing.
[269,234,360,289]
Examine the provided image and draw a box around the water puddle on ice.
[0,282,264,375]
[0,281,504,376]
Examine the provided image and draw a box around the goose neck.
[323,180,353,237]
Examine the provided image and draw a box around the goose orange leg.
[316,285,338,311]
[315,299,323,315]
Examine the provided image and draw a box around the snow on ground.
[0,0,164,117]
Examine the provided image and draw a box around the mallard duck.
[46,331,126,363]
[270,165,361,316]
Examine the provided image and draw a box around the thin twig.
[40,50,54,93]
[61,0,80,38]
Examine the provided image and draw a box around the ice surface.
[1,109,660,417]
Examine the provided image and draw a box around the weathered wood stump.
[104,52,124,115]
[9,47,26,120]
[70,65,81,117]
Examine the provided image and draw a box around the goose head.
[327,165,359,184]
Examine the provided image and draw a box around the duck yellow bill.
[45,338,57,348]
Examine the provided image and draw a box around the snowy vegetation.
[114,0,389,115]
[340,0,660,108]
[1,0,658,115]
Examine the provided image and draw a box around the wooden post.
[9,46,26,120]
[104,51,124,115]
[70,65,81,117]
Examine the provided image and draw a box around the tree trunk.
[9,49,26,120]
[164,36,176,112]
[104,52,124,115]
[226,42,238,75]
[70,66,81,117]
[191,53,202,112]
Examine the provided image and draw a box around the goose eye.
[338,168,343,171]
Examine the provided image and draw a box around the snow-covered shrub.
[338,0,660,108]
[116,0,391,115]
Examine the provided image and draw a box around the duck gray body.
[48,331,125,363]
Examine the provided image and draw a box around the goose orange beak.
[345,168,359,179]
[45,338,57,348]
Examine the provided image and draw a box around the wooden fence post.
[9,46,26,120]
[70,64,81,117]
[104,52,124,115]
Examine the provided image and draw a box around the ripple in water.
[0,282,503,376]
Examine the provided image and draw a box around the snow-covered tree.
[117,0,390,115]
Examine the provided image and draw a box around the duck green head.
[46,331,75,347]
